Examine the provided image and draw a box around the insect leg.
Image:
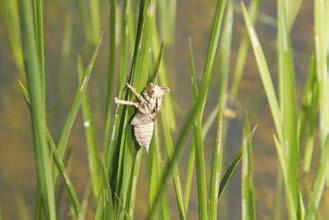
[114,97,138,108]
[126,83,146,102]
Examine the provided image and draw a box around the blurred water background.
[1,0,324,219]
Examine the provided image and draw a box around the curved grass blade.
[56,33,103,162]
[241,2,281,140]
[77,57,106,198]
[19,81,81,215]
[230,0,260,103]
[218,150,243,198]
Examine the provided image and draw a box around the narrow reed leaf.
[314,0,329,185]
[194,0,229,217]
[89,0,101,44]
[151,27,177,130]
[151,43,163,82]
[57,33,103,161]
[19,81,82,215]
[78,57,105,198]
[102,0,117,154]
[18,0,56,218]
[160,111,186,219]
[278,0,302,218]
[208,2,233,218]
[305,136,329,220]
[230,0,260,103]
[218,150,243,198]
[241,3,281,140]
[183,38,198,211]
[148,99,201,218]
[241,119,256,220]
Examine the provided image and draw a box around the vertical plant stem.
[208,2,233,219]
[103,0,116,155]
[19,0,56,219]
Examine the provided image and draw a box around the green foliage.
[2,0,329,219]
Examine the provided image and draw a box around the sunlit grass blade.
[19,80,81,215]
[56,33,103,163]
[218,149,243,198]
[160,111,186,219]
[148,99,201,218]
[208,2,233,218]
[95,189,114,220]
[285,0,303,31]
[305,136,329,220]
[314,0,329,184]
[230,0,260,103]
[241,119,256,220]
[297,57,318,171]
[241,2,281,140]
[183,38,198,212]
[278,0,300,218]
[152,29,176,130]
[193,0,229,218]
[89,0,101,44]
[75,0,92,43]
[77,57,106,198]
[18,0,56,218]
[102,0,116,154]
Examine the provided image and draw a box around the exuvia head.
[145,82,169,98]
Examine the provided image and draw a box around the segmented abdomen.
[133,122,154,153]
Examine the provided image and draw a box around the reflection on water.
[0,0,321,219]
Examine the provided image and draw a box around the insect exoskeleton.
[114,82,169,153]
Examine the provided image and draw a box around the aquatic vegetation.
[0,0,328,219]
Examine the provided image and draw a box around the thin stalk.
[305,137,329,220]
[102,0,116,154]
[241,119,256,220]
[18,0,56,218]
[230,0,260,103]
[208,2,233,219]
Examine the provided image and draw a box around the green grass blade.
[56,33,103,162]
[305,136,329,220]
[151,29,177,130]
[183,38,198,212]
[18,0,56,218]
[278,0,301,217]
[102,0,116,154]
[241,119,256,220]
[193,0,229,218]
[230,0,260,103]
[148,100,201,218]
[208,2,233,218]
[89,0,101,44]
[19,81,81,215]
[241,2,281,141]
[77,57,105,198]
[74,0,92,43]
[160,111,186,219]
[218,150,243,198]
[314,0,329,185]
